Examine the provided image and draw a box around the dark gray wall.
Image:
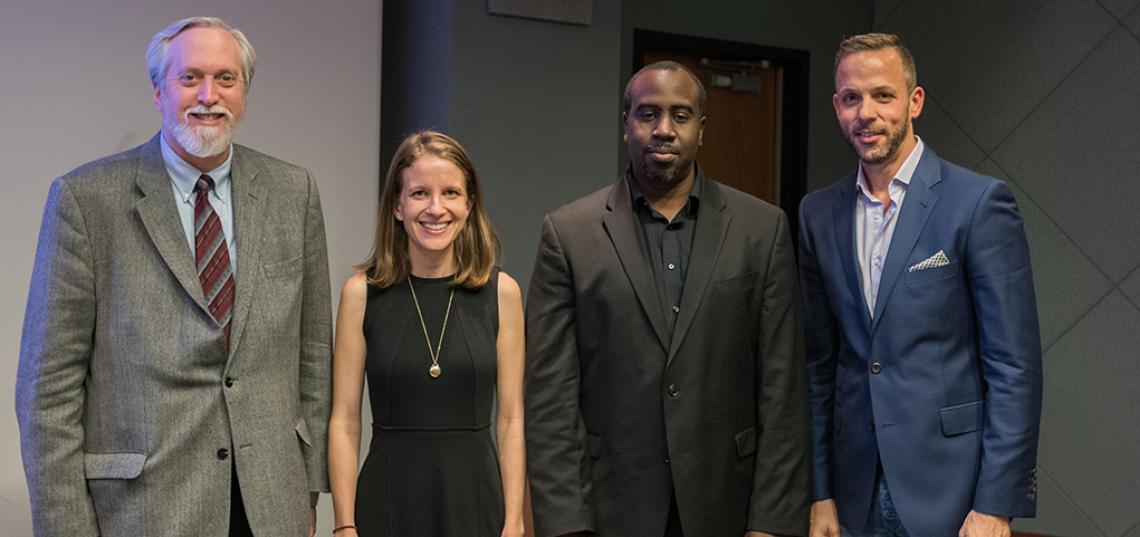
[450,0,624,284]
[381,0,622,287]
[875,1,1140,536]
[381,0,875,289]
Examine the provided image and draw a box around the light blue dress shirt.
[854,137,924,316]
[160,134,236,274]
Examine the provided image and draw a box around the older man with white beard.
[16,17,332,537]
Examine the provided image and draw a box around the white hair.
[146,17,257,93]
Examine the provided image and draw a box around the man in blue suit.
[800,33,1042,537]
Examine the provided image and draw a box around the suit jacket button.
[868,423,875,432]
[224,377,235,387]
[664,456,671,464]
[870,362,882,374]
[217,448,229,460]
[667,384,679,397]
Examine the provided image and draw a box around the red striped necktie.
[194,174,235,346]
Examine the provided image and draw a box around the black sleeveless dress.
[355,272,504,536]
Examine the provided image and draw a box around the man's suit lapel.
[667,175,729,364]
[134,134,214,318]
[831,175,872,335]
[227,146,268,358]
[602,179,670,354]
[870,149,942,333]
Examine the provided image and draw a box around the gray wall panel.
[881,0,1116,152]
[1038,292,1140,537]
[992,28,1140,284]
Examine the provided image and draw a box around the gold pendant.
[429,364,442,378]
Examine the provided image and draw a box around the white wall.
[0,1,381,534]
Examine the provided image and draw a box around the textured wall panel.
[1038,292,1140,537]
[1012,469,1106,537]
[881,0,1115,151]
[975,161,1112,350]
[1121,268,1140,312]
[1101,0,1140,20]
[916,95,986,169]
[992,28,1140,283]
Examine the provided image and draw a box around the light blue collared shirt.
[160,135,237,274]
[854,136,924,316]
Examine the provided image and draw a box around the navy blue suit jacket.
[798,147,1042,537]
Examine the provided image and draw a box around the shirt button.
[667,384,680,397]
[871,362,882,374]
[672,305,680,313]
[224,377,235,387]
[667,263,676,270]
[217,448,229,460]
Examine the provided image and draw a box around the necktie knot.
[195,174,216,193]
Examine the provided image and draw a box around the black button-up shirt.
[629,170,702,337]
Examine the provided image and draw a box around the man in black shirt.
[525,60,811,537]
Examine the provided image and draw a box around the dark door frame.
[632,29,810,232]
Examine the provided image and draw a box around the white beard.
[170,106,238,158]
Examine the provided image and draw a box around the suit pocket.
[264,255,303,279]
[904,261,958,285]
[85,452,147,480]
[734,427,758,459]
[940,400,984,436]
[713,272,757,295]
[295,418,313,447]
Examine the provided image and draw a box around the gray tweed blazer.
[16,133,332,537]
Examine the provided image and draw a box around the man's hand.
[809,499,840,537]
[958,510,1010,537]
[309,506,317,537]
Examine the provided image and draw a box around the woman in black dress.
[328,131,525,537]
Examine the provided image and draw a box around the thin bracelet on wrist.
[333,524,356,533]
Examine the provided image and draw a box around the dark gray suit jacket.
[16,134,332,537]
[525,170,811,537]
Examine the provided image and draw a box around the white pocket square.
[907,250,950,272]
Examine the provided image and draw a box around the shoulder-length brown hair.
[357,130,501,288]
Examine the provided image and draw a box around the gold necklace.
[408,277,455,379]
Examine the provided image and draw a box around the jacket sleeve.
[797,200,841,503]
[298,172,333,494]
[747,211,811,536]
[16,179,102,537]
[965,181,1043,517]
[524,215,595,537]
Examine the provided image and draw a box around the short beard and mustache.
[848,113,910,166]
[170,105,239,158]
[637,146,691,185]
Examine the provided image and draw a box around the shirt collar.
[628,165,703,214]
[160,133,234,204]
[855,136,924,201]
